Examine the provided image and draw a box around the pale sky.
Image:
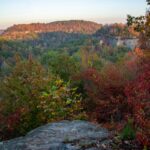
[0,0,147,29]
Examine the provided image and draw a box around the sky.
[0,0,147,29]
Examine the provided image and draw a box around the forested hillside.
[1,20,101,39]
[0,21,139,79]
[1,21,139,40]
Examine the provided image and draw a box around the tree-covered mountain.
[1,20,101,39]
[1,21,139,40]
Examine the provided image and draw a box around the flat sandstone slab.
[0,120,111,150]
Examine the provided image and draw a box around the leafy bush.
[81,64,128,122]
[38,78,87,122]
[125,59,150,147]
[120,118,136,140]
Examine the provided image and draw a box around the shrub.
[120,118,136,140]
[81,64,128,123]
[125,59,150,147]
[37,78,87,122]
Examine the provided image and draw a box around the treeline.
[94,23,139,38]
[0,35,131,78]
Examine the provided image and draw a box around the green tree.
[41,51,80,81]
[127,0,150,50]
[80,44,102,70]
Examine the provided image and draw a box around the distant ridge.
[2,20,102,39]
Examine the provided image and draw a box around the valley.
[0,0,149,149]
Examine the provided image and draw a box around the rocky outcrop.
[115,37,138,49]
[0,120,111,150]
[99,37,138,49]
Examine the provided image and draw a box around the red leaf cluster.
[125,60,150,147]
[81,65,128,122]
[0,109,21,140]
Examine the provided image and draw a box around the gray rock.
[1,120,111,150]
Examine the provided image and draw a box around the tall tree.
[127,0,150,50]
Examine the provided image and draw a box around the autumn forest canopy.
[0,0,150,149]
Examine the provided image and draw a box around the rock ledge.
[0,120,111,150]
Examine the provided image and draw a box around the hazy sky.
[0,0,147,29]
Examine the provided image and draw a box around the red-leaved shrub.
[0,108,21,140]
[125,59,150,147]
[81,64,128,123]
